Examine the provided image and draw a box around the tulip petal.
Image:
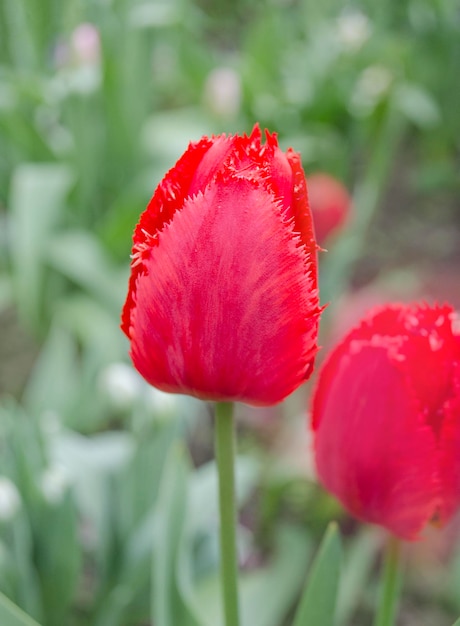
[286,149,318,285]
[121,136,214,336]
[367,304,459,440]
[437,359,460,524]
[314,342,438,540]
[188,134,237,195]
[129,176,319,406]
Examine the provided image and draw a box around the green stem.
[374,536,403,626]
[215,401,240,626]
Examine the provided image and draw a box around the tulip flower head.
[122,125,321,406]
[312,302,460,540]
[307,173,351,245]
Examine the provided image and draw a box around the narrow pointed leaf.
[152,445,199,626]
[292,522,342,626]
[0,592,42,626]
[336,529,380,625]
[240,525,312,626]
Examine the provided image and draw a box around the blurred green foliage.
[0,0,459,624]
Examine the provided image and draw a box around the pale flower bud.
[40,465,71,504]
[71,23,101,65]
[204,68,242,119]
[0,476,21,521]
[99,362,144,410]
[336,10,372,52]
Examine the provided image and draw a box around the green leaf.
[451,619,460,626]
[46,230,124,313]
[176,453,308,626]
[175,456,260,626]
[89,424,179,626]
[0,405,45,620]
[49,430,135,533]
[448,538,460,613]
[240,525,312,626]
[336,529,380,626]
[0,591,42,626]
[188,457,259,532]
[292,522,342,626]
[394,83,441,129]
[22,325,80,416]
[34,494,81,625]
[9,163,73,330]
[152,445,199,626]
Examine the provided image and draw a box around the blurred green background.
[0,0,459,624]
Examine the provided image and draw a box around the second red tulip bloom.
[312,303,460,540]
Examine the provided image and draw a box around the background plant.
[0,0,459,624]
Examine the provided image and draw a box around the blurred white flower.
[40,465,71,504]
[130,3,178,28]
[204,68,242,119]
[337,10,372,52]
[34,105,74,154]
[361,65,393,96]
[71,23,101,65]
[99,362,143,409]
[63,65,101,94]
[100,361,179,418]
[349,65,394,116]
[0,477,21,521]
[145,387,178,414]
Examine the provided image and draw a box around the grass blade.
[0,592,42,626]
[292,522,342,626]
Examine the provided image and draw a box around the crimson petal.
[314,341,438,539]
[129,176,319,406]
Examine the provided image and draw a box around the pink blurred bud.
[71,23,101,64]
[307,173,351,245]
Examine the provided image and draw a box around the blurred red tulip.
[307,173,351,245]
[312,302,460,540]
[121,125,321,406]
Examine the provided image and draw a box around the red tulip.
[311,302,460,540]
[307,173,351,245]
[121,125,321,406]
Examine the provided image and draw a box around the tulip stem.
[374,536,403,626]
[215,401,240,626]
